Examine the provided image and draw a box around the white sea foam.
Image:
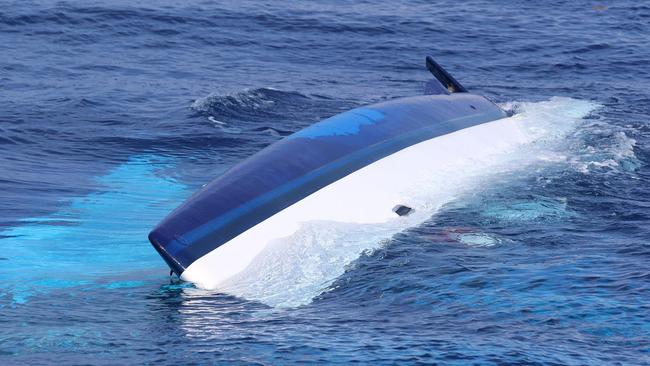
[570,129,639,173]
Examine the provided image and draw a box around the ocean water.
[1,0,648,364]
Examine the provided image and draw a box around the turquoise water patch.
[289,108,384,139]
[0,155,190,305]
[101,280,147,289]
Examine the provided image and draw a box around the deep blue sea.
[1,0,649,364]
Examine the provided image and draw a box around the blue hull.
[149,91,507,276]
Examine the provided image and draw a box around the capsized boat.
[149,57,512,289]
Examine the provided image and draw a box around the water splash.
[504,97,639,174]
[571,129,640,173]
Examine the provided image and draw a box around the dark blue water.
[1,0,649,364]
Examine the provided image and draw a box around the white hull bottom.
[181,114,533,290]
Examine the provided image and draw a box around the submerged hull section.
[149,92,508,286]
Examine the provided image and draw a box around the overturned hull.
[149,57,511,289]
